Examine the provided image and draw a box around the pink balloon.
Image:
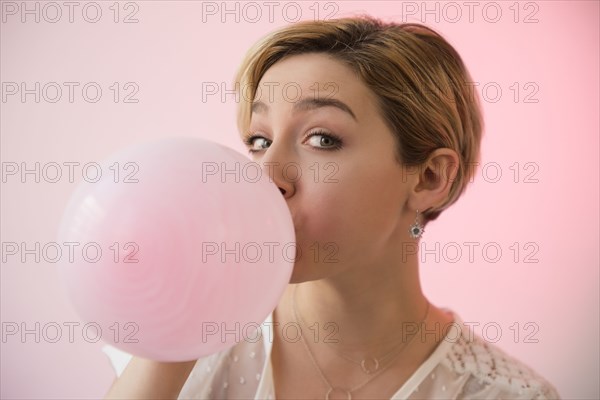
[57,137,295,361]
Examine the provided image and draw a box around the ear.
[408,148,460,214]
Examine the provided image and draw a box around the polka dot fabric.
[103,309,560,399]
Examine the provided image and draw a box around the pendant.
[360,357,380,374]
[326,387,352,400]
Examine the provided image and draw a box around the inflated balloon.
[57,137,295,361]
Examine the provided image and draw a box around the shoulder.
[438,316,561,399]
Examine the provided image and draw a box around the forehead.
[254,53,376,112]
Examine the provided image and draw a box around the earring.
[408,209,425,239]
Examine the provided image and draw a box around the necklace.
[291,285,431,400]
[294,289,431,375]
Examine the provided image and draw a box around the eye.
[242,130,344,154]
[304,130,343,151]
[243,134,272,154]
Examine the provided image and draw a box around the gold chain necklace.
[291,285,430,400]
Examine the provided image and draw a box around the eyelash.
[243,130,344,154]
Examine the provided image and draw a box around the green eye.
[243,134,271,154]
[243,130,344,154]
[305,131,343,151]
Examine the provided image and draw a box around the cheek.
[299,192,344,240]
[291,171,401,278]
[302,168,402,245]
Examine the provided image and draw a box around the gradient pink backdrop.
[1,1,598,398]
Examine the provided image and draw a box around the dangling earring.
[408,209,425,239]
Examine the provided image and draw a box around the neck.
[277,254,430,356]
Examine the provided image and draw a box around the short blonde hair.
[234,15,484,225]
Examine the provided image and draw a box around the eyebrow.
[251,97,357,121]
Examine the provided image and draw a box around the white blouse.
[102,308,561,399]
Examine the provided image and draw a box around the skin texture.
[241,52,460,398]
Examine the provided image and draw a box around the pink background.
[1,1,598,398]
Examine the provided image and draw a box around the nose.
[258,142,296,199]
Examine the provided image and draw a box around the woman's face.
[241,52,414,284]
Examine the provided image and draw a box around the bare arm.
[104,356,197,400]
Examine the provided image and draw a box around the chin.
[287,265,313,284]
[287,259,342,284]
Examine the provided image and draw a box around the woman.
[104,15,560,399]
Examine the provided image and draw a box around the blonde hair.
[233,15,484,225]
